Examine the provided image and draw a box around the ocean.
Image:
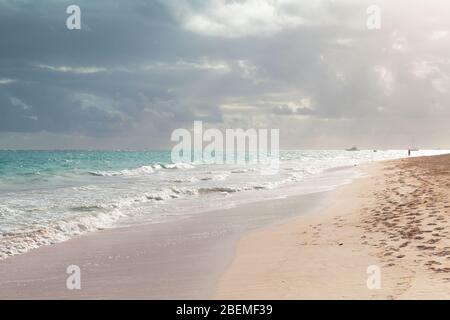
[0,149,448,259]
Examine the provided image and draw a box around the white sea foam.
[161,163,195,169]
[199,172,229,181]
[0,209,126,259]
[88,162,195,177]
[89,165,156,177]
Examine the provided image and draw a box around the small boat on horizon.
[346,146,359,151]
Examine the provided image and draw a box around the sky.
[1,0,450,150]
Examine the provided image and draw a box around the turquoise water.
[0,150,172,191]
[0,149,449,259]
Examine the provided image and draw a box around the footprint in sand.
[417,245,436,251]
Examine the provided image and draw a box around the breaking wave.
[88,162,194,177]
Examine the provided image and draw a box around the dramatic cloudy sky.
[1,0,450,149]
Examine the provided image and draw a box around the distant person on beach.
[408,149,411,157]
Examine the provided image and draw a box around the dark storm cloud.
[0,0,224,141]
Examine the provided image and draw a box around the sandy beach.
[1,155,449,299]
[215,155,450,299]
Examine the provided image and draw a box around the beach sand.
[1,155,449,299]
[215,155,450,299]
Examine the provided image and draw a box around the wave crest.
[88,162,194,177]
